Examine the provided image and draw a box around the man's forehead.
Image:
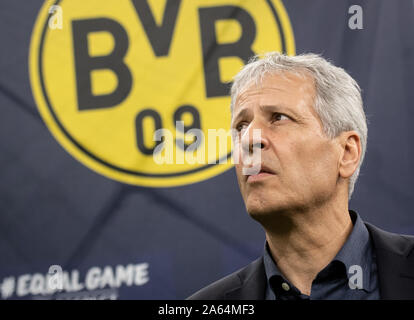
[234,72,316,110]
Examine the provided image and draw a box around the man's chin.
[245,202,278,219]
[244,195,290,222]
[244,192,279,212]
[245,202,296,231]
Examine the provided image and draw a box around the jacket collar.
[224,257,266,300]
[365,222,414,299]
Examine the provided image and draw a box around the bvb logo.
[30,0,295,187]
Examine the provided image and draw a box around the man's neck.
[264,201,353,296]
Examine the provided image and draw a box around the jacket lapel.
[224,257,267,300]
[365,222,414,299]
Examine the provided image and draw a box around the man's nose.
[241,121,269,155]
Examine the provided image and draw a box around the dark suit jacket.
[188,222,414,300]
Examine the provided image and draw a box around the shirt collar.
[332,210,373,292]
[263,210,374,293]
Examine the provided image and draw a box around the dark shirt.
[263,210,380,300]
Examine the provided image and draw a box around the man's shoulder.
[187,257,264,300]
[365,221,414,256]
[186,269,243,300]
[364,221,414,298]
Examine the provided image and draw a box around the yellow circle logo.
[30,0,295,187]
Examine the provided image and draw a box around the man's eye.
[272,113,289,122]
[236,123,248,132]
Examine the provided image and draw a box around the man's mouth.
[246,165,275,183]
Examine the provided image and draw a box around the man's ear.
[338,131,362,179]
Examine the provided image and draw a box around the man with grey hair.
[188,52,414,300]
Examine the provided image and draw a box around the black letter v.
[131,0,181,57]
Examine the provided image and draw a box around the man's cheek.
[234,166,245,188]
[235,163,245,179]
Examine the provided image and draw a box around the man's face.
[231,72,342,219]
